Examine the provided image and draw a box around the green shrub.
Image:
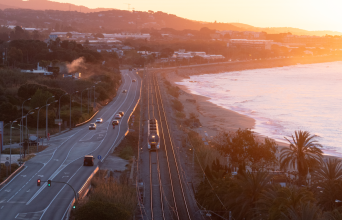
[74,201,130,220]
[119,146,133,160]
[171,99,184,112]
[176,112,186,118]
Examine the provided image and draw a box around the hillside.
[0,1,341,36]
[1,0,113,13]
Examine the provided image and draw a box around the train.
[147,119,160,150]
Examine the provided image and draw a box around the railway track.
[150,72,192,220]
[147,72,166,220]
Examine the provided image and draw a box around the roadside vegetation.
[187,129,342,219]
[0,163,20,183]
[73,172,136,220]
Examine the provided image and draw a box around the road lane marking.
[5,189,11,192]
[38,175,43,177]
[1,206,3,209]
[26,189,30,192]
[62,176,69,178]
[5,131,82,201]
[20,175,26,177]
[39,166,83,220]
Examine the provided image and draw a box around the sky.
[53,0,342,32]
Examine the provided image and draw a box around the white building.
[227,39,273,50]
[21,62,53,75]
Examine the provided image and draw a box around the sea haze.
[177,61,342,157]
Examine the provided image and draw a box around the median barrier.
[75,110,99,127]
[65,165,99,220]
[0,162,26,189]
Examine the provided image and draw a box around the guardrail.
[65,166,100,220]
[0,163,26,189]
[75,110,99,127]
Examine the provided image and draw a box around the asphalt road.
[0,70,141,220]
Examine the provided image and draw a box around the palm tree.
[280,130,323,184]
[227,171,272,219]
[257,185,316,220]
[281,202,323,220]
[312,158,342,182]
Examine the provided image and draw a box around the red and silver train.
[147,119,160,150]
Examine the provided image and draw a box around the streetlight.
[21,111,35,159]
[70,91,78,129]
[46,96,55,138]
[26,107,39,139]
[21,98,31,147]
[37,103,50,151]
[93,81,101,109]
[8,118,20,173]
[80,88,89,117]
[59,93,68,134]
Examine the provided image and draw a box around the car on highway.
[83,155,94,166]
[123,90,127,93]
[115,114,122,119]
[112,120,119,125]
[132,79,136,82]
[95,118,103,123]
[89,123,96,130]
[119,111,124,116]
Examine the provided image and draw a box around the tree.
[257,185,316,220]
[281,202,322,220]
[280,130,323,184]
[30,89,54,109]
[312,159,342,183]
[215,129,278,171]
[228,171,272,219]
[8,47,23,66]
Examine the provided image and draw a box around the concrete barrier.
[0,163,26,189]
[75,110,99,127]
[65,166,100,220]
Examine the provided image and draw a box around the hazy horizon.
[21,0,342,33]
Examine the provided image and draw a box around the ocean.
[176,61,342,157]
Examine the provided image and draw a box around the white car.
[115,114,122,119]
[95,118,103,123]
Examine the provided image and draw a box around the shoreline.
[155,58,342,160]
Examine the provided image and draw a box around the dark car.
[112,120,119,125]
[89,123,96,130]
[83,155,94,166]
[132,79,136,82]
[123,90,127,93]
[119,111,124,116]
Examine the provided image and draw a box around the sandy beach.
[153,57,342,157]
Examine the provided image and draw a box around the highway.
[0,70,141,220]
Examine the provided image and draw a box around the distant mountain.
[230,23,342,36]
[0,3,20,10]
[0,1,341,36]
[1,0,114,13]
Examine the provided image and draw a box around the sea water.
[176,61,342,157]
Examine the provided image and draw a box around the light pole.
[93,81,101,109]
[21,98,31,147]
[26,107,39,139]
[20,111,35,160]
[9,119,20,173]
[70,91,79,129]
[59,93,68,134]
[46,96,55,138]
[37,103,50,151]
[80,88,89,117]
